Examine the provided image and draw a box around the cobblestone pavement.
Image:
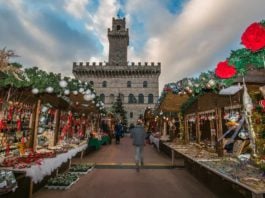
[33,136,217,198]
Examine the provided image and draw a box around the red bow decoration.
[0,119,7,131]
[260,100,265,108]
[215,60,237,79]
[17,119,22,131]
[8,106,14,121]
[241,22,265,52]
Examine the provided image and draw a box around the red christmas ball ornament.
[241,22,265,52]
[215,61,237,79]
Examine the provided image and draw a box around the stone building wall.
[72,17,161,124]
[73,63,160,124]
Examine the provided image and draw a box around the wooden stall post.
[209,120,216,149]
[33,99,41,151]
[184,115,189,144]
[29,101,37,148]
[29,178,34,198]
[216,107,224,157]
[54,109,61,146]
[195,112,200,143]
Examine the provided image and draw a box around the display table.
[163,142,265,198]
[24,143,87,183]
[88,136,110,150]
[149,134,160,151]
[2,143,87,198]
[101,135,110,145]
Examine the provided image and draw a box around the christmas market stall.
[148,90,188,151]
[0,50,105,197]
[161,20,265,197]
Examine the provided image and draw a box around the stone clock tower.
[73,17,161,124]
[108,18,129,65]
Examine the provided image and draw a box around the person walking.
[130,119,146,172]
[114,120,123,144]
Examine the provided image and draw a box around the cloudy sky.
[0,0,265,93]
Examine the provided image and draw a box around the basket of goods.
[46,173,79,190]
[0,170,17,195]
[69,164,94,175]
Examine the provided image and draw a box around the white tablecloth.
[149,135,160,151]
[18,144,87,183]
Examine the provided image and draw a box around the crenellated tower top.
[108,17,129,66]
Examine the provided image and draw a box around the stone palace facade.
[73,17,161,124]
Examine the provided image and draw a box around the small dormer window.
[117,25,121,30]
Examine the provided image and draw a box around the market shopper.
[114,120,123,144]
[130,119,146,172]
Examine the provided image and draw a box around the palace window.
[119,94,125,103]
[90,81,94,85]
[102,81,107,88]
[130,112,133,118]
[138,94,144,104]
[148,94,154,104]
[109,94,115,104]
[100,94,105,103]
[127,81,131,88]
[128,94,136,104]
[143,81,148,88]
[117,25,121,31]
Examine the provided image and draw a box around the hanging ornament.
[73,90,78,95]
[46,87,54,93]
[32,88,39,94]
[85,89,91,95]
[91,94,95,99]
[79,88,84,93]
[206,83,211,89]
[59,80,68,88]
[187,80,193,87]
[208,79,216,87]
[83,94,91,101]
[64,89,70,95]
[215,61,237,79]
[241,22,265,52]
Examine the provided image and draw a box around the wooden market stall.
[0,47,106,197]
[156,92,189,141]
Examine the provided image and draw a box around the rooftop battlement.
[73,61,161,68]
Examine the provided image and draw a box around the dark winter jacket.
[130,125,146,146]
[115,123,123,136]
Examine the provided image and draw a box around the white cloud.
[134,0,265,92]
[88,0,118,59]
[1,0,265,95]
[64,0,89,19]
